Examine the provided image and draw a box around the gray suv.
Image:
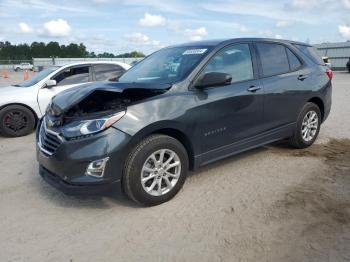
[37,38,332,206]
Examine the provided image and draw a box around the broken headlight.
[61,111,126,139]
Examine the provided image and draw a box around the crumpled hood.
[51,81,172,114]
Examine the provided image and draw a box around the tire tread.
[288,102,321,149]
[123,134,175,205]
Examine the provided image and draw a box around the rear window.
[293,44,324,65]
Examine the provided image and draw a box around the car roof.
[168,38,311,48]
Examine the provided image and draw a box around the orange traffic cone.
[3,70,9,78]
[24,70,29,80]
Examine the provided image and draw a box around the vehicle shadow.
[35,175,141,209]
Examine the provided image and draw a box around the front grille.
[38,120,63,156]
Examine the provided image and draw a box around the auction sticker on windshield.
[183,49,207,55]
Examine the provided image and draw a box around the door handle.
[297,75,308,81]
[247,86,261,92]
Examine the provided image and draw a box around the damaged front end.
[44,81,171,139]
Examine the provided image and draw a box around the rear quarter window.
[286,48,302,71]
[293,44,324,65]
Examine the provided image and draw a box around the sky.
[1,0,350,55]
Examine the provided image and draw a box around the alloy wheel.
[3,111,28,133]
[141,149,181,196]
[301,110,319,142]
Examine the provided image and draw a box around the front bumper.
[36,121,132,194]
[39,165,121,194]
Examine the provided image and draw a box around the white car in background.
[0,61,130,137]
[14,62,34,71]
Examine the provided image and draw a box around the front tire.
[122,134,189,206]
[288,102,321,149]
[0,105,36,137]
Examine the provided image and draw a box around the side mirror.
[195,72,232,89]
[45,79,57,88]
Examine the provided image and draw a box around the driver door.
[192,43,264,160]
[37,65,92,114]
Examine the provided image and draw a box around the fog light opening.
[85,157,110,178]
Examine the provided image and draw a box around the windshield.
[118,46,211,84]
[14,66,60,87]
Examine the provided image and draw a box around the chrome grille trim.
[38,119,63,156]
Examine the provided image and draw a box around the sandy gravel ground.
[0,72,349,262]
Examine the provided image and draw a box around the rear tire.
[0,105,36,137]
[122,134,189,206]
[288,102,321,149]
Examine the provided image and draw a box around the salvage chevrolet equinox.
[37,38,332,206]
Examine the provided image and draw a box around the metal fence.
[315,41,350,70]
[33,57,143,67]
[0,60,33,70]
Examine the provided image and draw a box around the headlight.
[61,111,126,139]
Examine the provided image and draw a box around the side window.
[202,44,254,83]
[286,48,302,71]
[257,43,289,76]
[94,64,125,81]
[54,66,89,86]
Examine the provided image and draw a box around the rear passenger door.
[255,42,309,131]
[93,64,126,81]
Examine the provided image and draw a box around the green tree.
[116,51,145,58]
[30,42,47,58]
[87,51,97,58]
[98,52,114,58]
[0,41,146,60]
[46,42,61,57]
[78,43,88,57]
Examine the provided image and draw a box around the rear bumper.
[323,83,332,122]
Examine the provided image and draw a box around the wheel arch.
[307,97,325,121]
[125,123,196,170]
[150,128,195,170]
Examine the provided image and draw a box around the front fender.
[113,93,201,157]
[0,86,41,117]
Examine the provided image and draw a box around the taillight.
[326,69,333,81]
